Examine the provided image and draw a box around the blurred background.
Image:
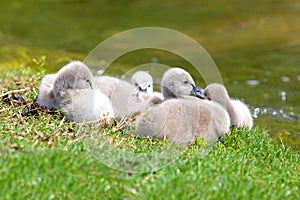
[0,0,299,150]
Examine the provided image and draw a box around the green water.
[0,0,299,150]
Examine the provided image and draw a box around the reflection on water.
[251,105,300,151]
[252,107,300,121]
[281,76,290,83]
[280,91,287,101]
[247,76,295,86]
[246,80,260,86]
[244,73,300,150]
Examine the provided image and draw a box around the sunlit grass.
[0,66,299,199]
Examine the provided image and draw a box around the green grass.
[0,66,299,199]
[1,0,300,198]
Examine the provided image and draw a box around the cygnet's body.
[35,73,56,108]
[135,68,230,144]
[205,83,253,129]
[58,88,114,122]
[93,76,157,118]
[136,98,230,144]
[38,61,114,122]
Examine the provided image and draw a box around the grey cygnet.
[130,70,164,103]
[45,61,114,122]
[135,68,230,144]
[131,71,153,94]
[205,83,253,129]
[93,74,160,118]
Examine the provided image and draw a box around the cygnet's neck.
[225,100,238,127]
[161,85,178,99]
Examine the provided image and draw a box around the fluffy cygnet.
[161,68,206,99]
[130,71,164,103]
[58,88,114,122]
[52,61,114,122]
[135,68,230,144]
[136,98,230,144]
[53,61,93,100]
[93,75,158,118]
[35,73,56,108]
[204,83,253,129]
[131,71,153,94]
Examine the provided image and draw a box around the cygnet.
[131,71,164,103]
[93,75,159,118]
[161,68,206,99]
[131,71,153,94]
[52,61,114,122]
[53,61,93,99]
[204,83,253,129]
[135,68,230,144]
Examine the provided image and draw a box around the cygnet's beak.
[138,86,147,93]
[191,84,206,99]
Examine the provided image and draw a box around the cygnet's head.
[205,83,230,107]
[131,71,153,94]
[53,61,93,99]
[161,68,206,99]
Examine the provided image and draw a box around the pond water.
[0,0,299,150]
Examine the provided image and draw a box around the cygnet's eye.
[148,85,151,88]
[86,79,93,88]
[135,83,139,87]
[204,91,211,100]
[184,80,189,84]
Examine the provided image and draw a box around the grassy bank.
[0,65,299,199]
[1,0,300,148]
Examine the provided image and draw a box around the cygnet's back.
[205,83,253,129]
[135,68,230,144]
[136,98,230,144]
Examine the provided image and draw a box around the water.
[0,0,299,150]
